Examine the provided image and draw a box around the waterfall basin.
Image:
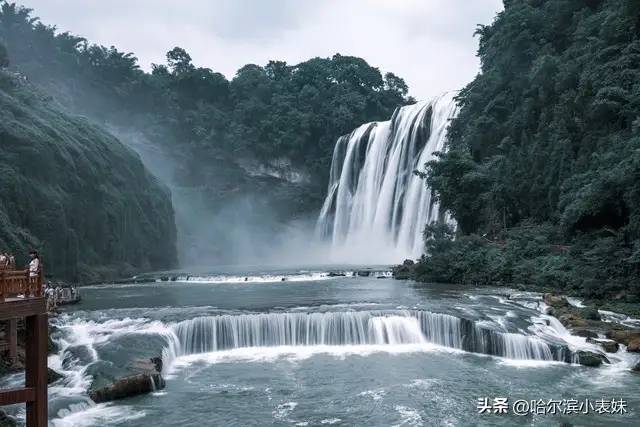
[4,266,638,426]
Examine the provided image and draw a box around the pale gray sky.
[18,0,503,100]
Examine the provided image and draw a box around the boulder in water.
[605,329,640,346]
[62,345,94,369]
[586,338,619,353]
[558,313,588,328]
[543,293,569,308]
[576,350,608,367]
[572,328,599,339]
[628,339,640,353]
[632,362,640,373]
[150,356,163,373]
[328,272,346,277]
[89,373,165,403]
[48,367,63,384]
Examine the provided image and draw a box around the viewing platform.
[0,266,48,427]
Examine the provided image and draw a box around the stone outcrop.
[89,373,165,403]
[572,328,598,338]
[542,293,640,354]
[47,367,63,384]
[575,351,609,367]
[586,338,619,353]
[605,329,640,348]
[543,293,569,308]
[628,339,640,352]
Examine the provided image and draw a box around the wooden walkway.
[0,268,47,427]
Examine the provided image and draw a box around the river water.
[2,266,639,426]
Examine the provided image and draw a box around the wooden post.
[0,270,4,302]
[25,313,47,427]
[7,318,17,362]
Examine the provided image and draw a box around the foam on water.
[599,309,640,328]
[566,297,586,308]
[393,405,423,427]
[44,297,640,426]
[172,270,392,284]
[169,342,455,367]
[49,402,145,427]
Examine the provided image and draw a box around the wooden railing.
[0,266,47,426]
[0,269,42,302]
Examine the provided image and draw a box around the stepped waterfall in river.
[164,310,567,363]
[316,92,458,263]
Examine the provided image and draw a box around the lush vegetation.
[0,68,176,281]
[413,0,640,301]
[0,1,412,269]
[0,1,410,194]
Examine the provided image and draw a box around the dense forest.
[410,0,640,303]
[0,1,409,188]
[0,69,177,280]
[0,1,410,269]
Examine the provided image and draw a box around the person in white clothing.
[28,250,40,278]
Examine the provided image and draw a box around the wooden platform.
[0,297,46,320]
[0,269,47,427]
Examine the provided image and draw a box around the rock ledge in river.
[576,350,609,367]
[605,329,640,347]
[89,373,165,403]
[628,339,640,353]
[586,338,619,353]
[543,293,569,308]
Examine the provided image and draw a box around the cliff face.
[0,71,177,281]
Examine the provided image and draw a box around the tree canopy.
[0,1,411,191]
[419,0,640,300]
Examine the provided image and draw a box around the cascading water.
[164,310,568,363]
[316,92,458,263]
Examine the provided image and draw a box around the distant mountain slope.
[0,69,177,280]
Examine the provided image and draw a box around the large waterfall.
[316,92,458,263]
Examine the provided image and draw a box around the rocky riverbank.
[393,260,640,369]
[542,293,640,353]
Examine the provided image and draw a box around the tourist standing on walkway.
[28,250,41,277]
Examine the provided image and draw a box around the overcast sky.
[19,0,503,100]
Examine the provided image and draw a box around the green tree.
[419,0,640,299]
